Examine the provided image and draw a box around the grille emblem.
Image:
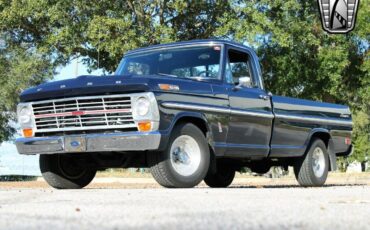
[72,111,85,116]
[317,0,359,34]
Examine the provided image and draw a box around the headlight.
[131,92,160,132]
[18,107,32,124]
[135,97,150,116]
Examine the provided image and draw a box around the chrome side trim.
[231,108,274,119]
[162,102,353,126]
[275,113,353,126]
[162,102,274,119]
[162,102,229,113]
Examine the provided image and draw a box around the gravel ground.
[0,177,369,230]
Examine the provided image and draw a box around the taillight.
[345,137,351,145]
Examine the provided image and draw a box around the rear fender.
[307,128,336,171]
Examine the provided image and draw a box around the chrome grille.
[31,95,136,133]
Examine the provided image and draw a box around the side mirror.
[237,76,252,88]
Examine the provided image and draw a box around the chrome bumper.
[16,132,161,155]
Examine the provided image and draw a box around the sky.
[53,57,104,81]
[0,60,102,176]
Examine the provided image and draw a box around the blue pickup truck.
[16,40,353,189]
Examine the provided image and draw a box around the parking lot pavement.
[0,184,369,230]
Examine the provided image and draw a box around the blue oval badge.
[70,141,80,147]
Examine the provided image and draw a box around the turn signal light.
[138,121,152,132]
[22,129,33,138]
[158,84,179,91]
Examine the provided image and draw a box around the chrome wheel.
[149,123,210,188]
[312,147,325,178]
[294,138,328,187]
[170,135,201,176]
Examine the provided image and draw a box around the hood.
[20,75,214,102]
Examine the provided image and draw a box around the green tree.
[0,38,54,143]
[0,0,230,72]
[350,111,370,170]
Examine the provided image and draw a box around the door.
[225,47,273,158]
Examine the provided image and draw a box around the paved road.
[0,185,369,230]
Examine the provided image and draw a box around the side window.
[170,64,220,79]
[125,62,150,75]
[171,68,191,78]
[226,49,254,87]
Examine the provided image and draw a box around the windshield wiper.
[157,73,178,78]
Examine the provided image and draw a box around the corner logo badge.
[317,0,359,34]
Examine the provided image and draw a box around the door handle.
[259,94,270,100]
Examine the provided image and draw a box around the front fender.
[157,110,215,151]
[171,111,214,143]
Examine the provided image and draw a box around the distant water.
[0,142,41,176]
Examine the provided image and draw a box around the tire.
[40,154,96,189]
[204,165,235,188]
[294,138,329,187]
[148,123,210,188]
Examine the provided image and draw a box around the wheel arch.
[169,112,215,145]
[306,129,336,171]
[169,112,216,167]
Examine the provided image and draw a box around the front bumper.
[16,132,161,155]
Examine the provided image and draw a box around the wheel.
[204,165,235,188]
[148,123,210,188]
[294,138,329,187]
[40,154,96,189]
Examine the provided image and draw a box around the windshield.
[115,45,222,80]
